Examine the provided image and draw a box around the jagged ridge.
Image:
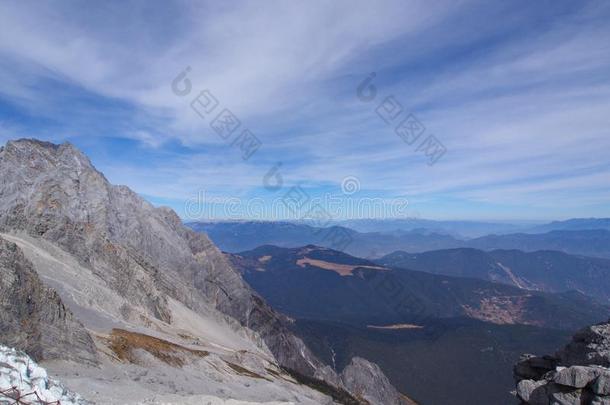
[0,138,408,404]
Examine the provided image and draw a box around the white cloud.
[0,0,608,218]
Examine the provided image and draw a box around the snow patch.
[0,345,88,404]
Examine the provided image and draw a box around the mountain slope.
[0,236,97,365]
[378,248,524,287]
[230,244,609,405]
[231,245,609,330]
[295,318,571,405]
[0,235,339,404]
[0,139,322,376]
[378,248,610,303]
[0,139,408,404]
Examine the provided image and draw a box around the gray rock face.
[340,357,411,405]
[593,370,610,395]
[514,320,610,405]
[0,139,322,374]
[0,236,97,364]
[516,379,547,403]
[592,395,610,405]
[314,365,344,389]
[0,139,406,403]
[554,366,601,388]
[550,388,587,405]
[557,322,610,368]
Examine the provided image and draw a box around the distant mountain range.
[333,218,530,238]
[523,218,610,233]
[378,248,610,303]
[188,221,463,257]
[308,217,610,237]
[230,244,609,405]
[467,229,610,258]
[188,220,610,258]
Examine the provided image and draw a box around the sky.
[0,0,609,221]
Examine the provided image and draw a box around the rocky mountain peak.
[0,138,317,370]
[2,138,95,175]
[0,138,409,404]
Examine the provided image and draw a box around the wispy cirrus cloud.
[0,0,608,220]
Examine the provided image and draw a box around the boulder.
[554,366,601,388]
[517,379,547,402]
[514,320,610,405]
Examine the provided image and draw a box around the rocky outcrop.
[340,357,415,405]
[557,321,610,368]
[0,236,97,365]
[514,320,610,404]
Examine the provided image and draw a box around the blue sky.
[0,0,609,221]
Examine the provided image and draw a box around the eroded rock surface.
[514,320,610,404]
[0,139,408,404]
[0,236,96,364]
[0,139,320,375]
[340,357,414,405]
